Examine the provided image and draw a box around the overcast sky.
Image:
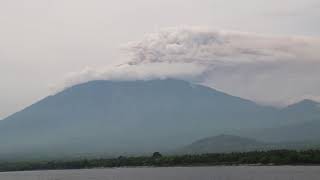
[1,0,320,119]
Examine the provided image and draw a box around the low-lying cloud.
[57,62,205,90]
[57,27,320,106]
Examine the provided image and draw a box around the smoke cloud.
[58,27,320,105]
[126,27,319,65]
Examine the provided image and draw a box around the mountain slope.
[0,79,277,155]
[0,79,319,157]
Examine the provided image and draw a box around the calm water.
[0,166,319,180]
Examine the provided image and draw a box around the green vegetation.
[1,150,320,172]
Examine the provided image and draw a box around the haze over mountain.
[178,134,320,154]
[239,119,320,143]
[236,100,320,142]
[0,79,319,158]
[179,135,266,154]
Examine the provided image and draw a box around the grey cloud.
[60,27,320,105]
[125,27,319,66]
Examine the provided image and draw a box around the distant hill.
[178,135,266,154]
[178,134,320,154]
[235,100,320,143]
[277,99,320,125]
[0,79,319,158]
[239,119,320,143]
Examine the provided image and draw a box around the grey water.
[0,166,319,180]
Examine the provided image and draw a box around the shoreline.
[1,149,320,173]
[1,164,320,174]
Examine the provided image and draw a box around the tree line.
[1,150,320,172]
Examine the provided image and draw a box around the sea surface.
[0,166,319,180]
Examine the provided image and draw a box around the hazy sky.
[1,0,320,119]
